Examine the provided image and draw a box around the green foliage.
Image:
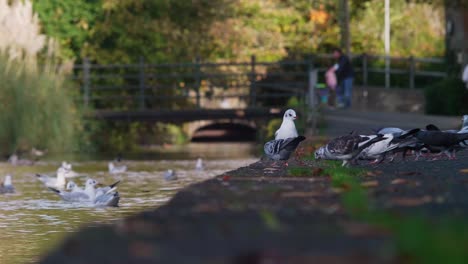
[350,0,445,57]
[287,166,312,177]
[33,0,101,59]
[425,77,468,116]
[0,55,83,154]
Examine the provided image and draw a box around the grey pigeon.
[358,129,420,163]
[264,136,306,161]
[414,129,468,158]
[315,133,386,166]
[0,175,15,194]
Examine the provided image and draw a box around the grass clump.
[0,55,83,154]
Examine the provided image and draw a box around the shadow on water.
[0,143,258,264]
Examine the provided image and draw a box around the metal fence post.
[308,63,318,110]
[83,58,90,107]
[362,53,368,86]
[249,55,256,107]
[138,57,146,110]
[194,56,201,108]
[409,56,415,89]
[385,55,390,89]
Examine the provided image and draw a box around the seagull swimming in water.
[49,178,120,206]
[195,158,204,171]
[164,169,178,181]
[108,162,127,174]
[0,175,15,194]
[275,109,299,140]
[36,167,68,189]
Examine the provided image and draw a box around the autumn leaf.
[391,178,408,185]
[391,196,432,207]
[361,180,379,188]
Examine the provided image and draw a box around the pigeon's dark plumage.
[264,136,306,161]
[315,133,387,166]
[413,130,468,158]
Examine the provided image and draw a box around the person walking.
[332,47,354,108]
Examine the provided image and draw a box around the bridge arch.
[188,120,257,142]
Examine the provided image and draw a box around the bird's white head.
[283,109,297,121]
[85,179,98,188]
[314,147,326,160]
[4,175,12,186]
[66,181,76,190]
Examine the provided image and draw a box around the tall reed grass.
[0,0,83,155]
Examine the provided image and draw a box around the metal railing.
[70,54,447,110]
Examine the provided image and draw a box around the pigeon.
[195,158,204,171]
[375,127,404,135]
[0,175,15,194]
[275,109,299,140]
[315,133,387,166]
[164,169,178,181]
[36,167,68,189]
[264,136,306,161]
[413,129,468,159]
[358,129,420,163]
[108,162,127,174]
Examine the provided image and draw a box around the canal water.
[0,143,258,264]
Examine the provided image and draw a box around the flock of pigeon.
[264,109,468,167]
[316,116,468,166]
[0,158,205,207]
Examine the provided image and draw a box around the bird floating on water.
[108,162,127,174]
[0,175,15,194]
[195,158,204,171]
[164,169,178,181]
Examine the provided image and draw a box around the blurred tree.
[350,0,445,57]
[33,0,101,59]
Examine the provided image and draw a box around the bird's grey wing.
[94,192,120,207]
[264,139,284,156]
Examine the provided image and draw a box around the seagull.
[315,133,387,166]
[108,162,127,174]
[36,167,68,189]
[49,179,120,206]
[275,109,299,140]
[94,191,120,207]
[164,169,178,181]
[60,161,81,178]
[195,158,204,171]
[66,181,84,192]
[0,175,15,194]
[264,136,306,161]
[48,187,91,202]
[95,180,121,197]
[8,154,34,166]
